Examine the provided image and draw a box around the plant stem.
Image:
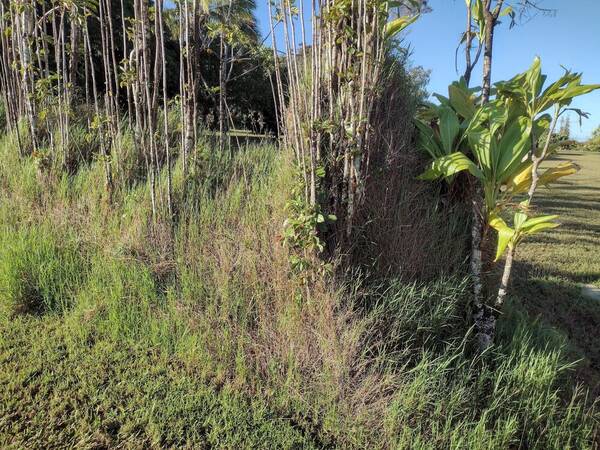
[495,246,514,307]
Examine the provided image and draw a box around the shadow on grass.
[504,259,600,399]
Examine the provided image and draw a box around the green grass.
[0,134,597,448]
[0,222,87,317]
[508,151,600,397]
[0,318,317,449]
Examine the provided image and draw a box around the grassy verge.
[509,151,600,398]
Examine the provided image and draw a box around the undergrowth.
[0,133,597,448]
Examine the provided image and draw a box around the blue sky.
[254,0,600,140]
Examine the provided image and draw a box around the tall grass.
[0,130,597,448]
[0,221,87,317]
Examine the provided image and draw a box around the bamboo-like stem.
[84,9,113,198]
[268,0,396,252]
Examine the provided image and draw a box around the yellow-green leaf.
[384,15,419,40]
[520,214,559,234]
[489,214,515,261]
[538,161,580,187]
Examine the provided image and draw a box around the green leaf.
[489,214,515,261]
[554,83,600,105]
[438,107,460,154]
[496,116,532,182]
[533,113,552,138]
[525,57,543,99]
[467,126,493,175]
[520,214,559,233]
[384,15,419,40]
[523,221,560,235]
[513,209,528,231]
[418,152,483,180]
[448,84,476,120]
[415,119,443,159]
[433,93,451,107]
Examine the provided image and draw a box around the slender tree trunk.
[19,3,38,152]
[218,35,228,153]
[464,1,474,85]
[481,0,502,104]
[84,12,113,198]
[495,246,513,307]
[473,0,499,350]
[121,0,133,128]
[157,0,172,221]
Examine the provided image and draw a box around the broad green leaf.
[448,84,476,120]
[523,221,560,235]
[513,209,528,230]
[439,106,460,154]
[533,113,552,139]
[433,93,451,107]
[554,83,600,105]
[415,119,443,159]
[517,214,560,238]
[489,214,515,261]
[467,126,493,175]
[525,57,543,99]
[384,15,419,40]
[417,102,441,122]
[496,117,532,182]
[418,152,483,180]
[520,214,559,233]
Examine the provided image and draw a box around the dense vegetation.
[0,0,598,448]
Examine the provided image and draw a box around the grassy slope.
[0,135,598,448]
[511,151,600,396]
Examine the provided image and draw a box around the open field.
[511,151,600,397]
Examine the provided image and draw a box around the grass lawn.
[510,150,600,397]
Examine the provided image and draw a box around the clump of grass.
[0,222,86,317]
[382,324,597,449]
[67,257,161,342]
[0,133,43,209]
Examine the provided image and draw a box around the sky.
[254,0,600,140]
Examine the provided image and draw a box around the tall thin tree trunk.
[84,11,113,198]
[473,0,503,350]
[218,34,227,153]
[19,3,38,152]
[157,0,172,221]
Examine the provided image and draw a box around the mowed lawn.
[510,150,600,396]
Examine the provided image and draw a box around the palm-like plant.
[417,58,600,342]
